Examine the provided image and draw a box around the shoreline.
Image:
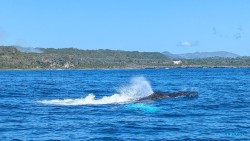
[0,66,250,71]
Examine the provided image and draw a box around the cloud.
[234,33,241,39]
[177,41,199,47]
[0,30,6,42]
[234,25,243,39]
[212,27,217,35]
[14,39,43,53]
[212,25,243,39]
[15,46,43,53]
[15,39,30,47]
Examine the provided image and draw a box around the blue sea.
[0,68,249,141]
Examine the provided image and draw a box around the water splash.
[117,77,153,100]
[38,77,153,105]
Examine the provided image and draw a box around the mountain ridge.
[162,51,240,59]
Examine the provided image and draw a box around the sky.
[0,0,250,55]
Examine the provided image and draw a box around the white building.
[173,60,182,65]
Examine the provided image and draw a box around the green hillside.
[0,46,172,69]
[1,46,250,69]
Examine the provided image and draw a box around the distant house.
[173,60,182,65]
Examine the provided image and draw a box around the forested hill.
[0,46,172,69]
[1,46,250,69]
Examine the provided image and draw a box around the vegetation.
[0,46,172,69]
[0,46,249,69]
[180,57,250,68]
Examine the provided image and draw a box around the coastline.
[1,66,250,71]
[1,46,250,70]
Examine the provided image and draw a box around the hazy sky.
[0,0,249,55]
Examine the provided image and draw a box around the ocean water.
[0,68,249,141]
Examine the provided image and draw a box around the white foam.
[38,77,153,105]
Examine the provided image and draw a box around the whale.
[137,91,198,102]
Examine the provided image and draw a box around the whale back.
[138,91,198,102]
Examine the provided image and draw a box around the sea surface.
[0,68,249,141]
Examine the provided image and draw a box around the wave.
[38,77,153,105]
